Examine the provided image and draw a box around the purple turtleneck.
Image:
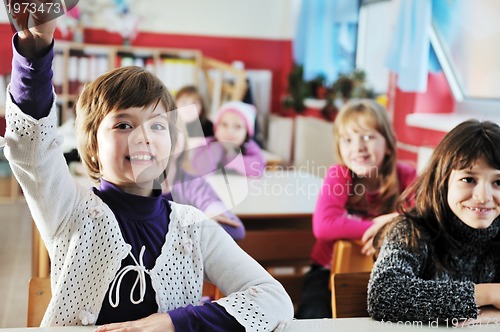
[10,34,243,332]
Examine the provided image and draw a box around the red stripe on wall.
[392,72,454,148]
[0,24,14,75]
[0,25,293,113]
[84,29,293,113]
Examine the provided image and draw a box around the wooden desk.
[206,170,322,305]
[285,318,500,331]
[205,169,321,219]
[2,318,499,331]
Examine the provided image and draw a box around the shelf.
[53,41,203,124]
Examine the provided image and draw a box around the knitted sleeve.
[367,223,478,322]
[4,89,82,242]
[201,219,293,331]
[312,164,373,241]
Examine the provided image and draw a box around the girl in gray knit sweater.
[368,120,500,326]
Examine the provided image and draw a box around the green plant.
[282,64,311,113]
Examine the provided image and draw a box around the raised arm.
[9,0,57,119]
[5,4,82,241]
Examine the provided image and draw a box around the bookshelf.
[53,41,202,124]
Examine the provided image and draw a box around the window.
[431,0,500,114]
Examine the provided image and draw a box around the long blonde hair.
[333,99,398,216]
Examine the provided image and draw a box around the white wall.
[0,0,300,39]
[0,3,8,22]
[356,0,399,94]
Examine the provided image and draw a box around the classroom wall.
[0,1,299,114]
[390,71,455,168]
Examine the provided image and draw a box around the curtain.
[293,0,360,85]
[385,0,446,92]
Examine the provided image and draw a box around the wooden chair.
[202,281,224,301]
[27,277,52,327]
[331,239,374,275]
[201,56,248,117]
[331,271,370,318]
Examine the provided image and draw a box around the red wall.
[0,24,13,75]
[84,29,293,113]
[0,24,293,135]
[390,71,455,165]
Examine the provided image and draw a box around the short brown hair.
[75,66,178,182]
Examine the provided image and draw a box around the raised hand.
[4,0,78,57]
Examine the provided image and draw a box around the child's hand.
[361,212,399,255]
[475,283,500,308]
[7,0,77,57]
[454,306,500,327]
[213,214,242,227]
[94,313,174,332]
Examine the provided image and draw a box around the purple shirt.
[191,137,266,177]
[10,34,243,332]
[165,168,245,240]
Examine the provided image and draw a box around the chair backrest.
[266,114,294,165]
[293,116,336,178]
[27,277,51,327]
[331,271,371,318]
[201,56,247,118]
[331,239,374,275]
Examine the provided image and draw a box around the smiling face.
[96,103,172,196]
[215,111,247,146]
[338,122,387,181]
[447,158,500,229]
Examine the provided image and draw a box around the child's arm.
[312,165,374,240]
[200,219,293,331]
[10,3,56,120]
[475,284,500,308]
[5,11,81,241]
[368,223,479,322]
[171,171,246,240]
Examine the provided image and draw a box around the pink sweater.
[311,162,416,267]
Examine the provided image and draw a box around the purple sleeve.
[168,303,244,332]
[224,139,265,177]
[170,170,245,240]
[10,34,54,120]
[191,137,225,176]
[312,164,373,241]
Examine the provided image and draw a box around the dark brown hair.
[377,120,500,271]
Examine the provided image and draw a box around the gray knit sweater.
[368,216,500,322]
